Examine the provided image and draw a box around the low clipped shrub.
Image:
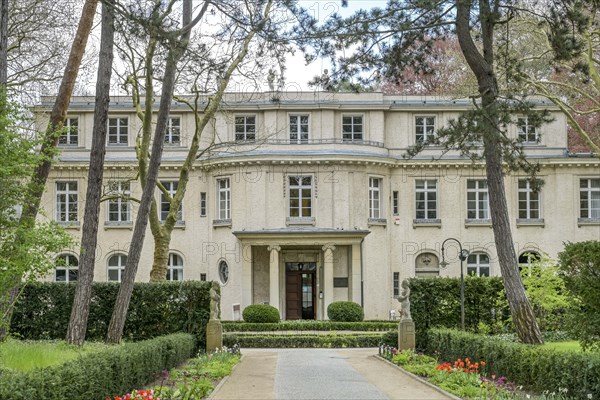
[380,330,398,347]
[223,321,396,332]
[327,301,364,322]
[425,328,600,398]
[224,333,382,348]
[0,333,196,400]
[242,304,280,323]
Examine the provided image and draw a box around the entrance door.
[285,262,316,320]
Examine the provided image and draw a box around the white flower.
[587,394,593,399]
[526,395,531,399]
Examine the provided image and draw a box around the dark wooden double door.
[285,262,317,320]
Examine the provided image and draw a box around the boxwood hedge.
[222,321,397,332]
[224,333,382,348]
[10,281,211,346]
[425,328,600,398]
[0,333,196,400]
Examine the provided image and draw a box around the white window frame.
[165,116,181,145]
[59,117,79,146]
[517,117,539,144]
[107,117,128,146]
[467,180,490,220]
[518,179,540,219]
[580,178,600,219]
[415,179,438,219]
[288,175,313,218]
[234,115,256,142]
[107,253,127,282]
[160,181,183,222]
[217,178,231,220]
[289,114,310,144]
[467,253,490,277]
[368,177,382,219]
[107,181,131,223]
[415,115,436,144]
[56,181,78,222]
[166,253,184,281]
[342,114,363,142]
[55,254,78,282]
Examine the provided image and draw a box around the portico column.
[322,244,336,319]
[267,245,281,311]
[351,243,362,304]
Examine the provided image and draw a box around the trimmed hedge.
[242,304,280,323]
[0,333,196,400]
[327,301,364,322]
[222,321,397,332]
[10,281,211,346]
[425,328,600,398]
[224,333,382,348]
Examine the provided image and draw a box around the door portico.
[233,228,370,320]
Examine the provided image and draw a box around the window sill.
[368,218,387,226]
[516,218,545,227]
[160,221,186,229]
[56,221,80,230]
[58,144,81,148]
[286,217,315,226]
[464,219,492,228]
[412,219,441,228]
[104,221,133,230]
[213,219,232,227]
[578,218,600,227]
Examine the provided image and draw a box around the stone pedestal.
[206,318,223,353]
[398,318,415,351]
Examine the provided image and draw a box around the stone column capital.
[322,244,336,252]
[267,244,281,253]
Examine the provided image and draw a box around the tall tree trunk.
[0,0,98,341]
[0,0,7,90]
[106,0,194,344]
[149,231,171,282]
[456,0,543,344]
[66,0,114,346]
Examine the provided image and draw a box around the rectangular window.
[393,272,400,297]
[59,117,79,146]
[392,191,399,215]
[165,116,181,144]
[289,176,312,218]
[56,182,78,222]
[200,273,207,281]
[235,115,256,142]
[467,180,490,220]
[200,192,207,217]
[289,114,309,144]
[580,178,600,219]
[108,117,128,145]
[415,116,435,143]
[518,179,540,219]
[107,181,131,223]
[217,178,231,220]
[518,117,539,143]
[368,177,382,219]
[342,115,363,142]
[415,180,437,219]
[160,181,183,222]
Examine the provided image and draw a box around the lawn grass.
[0,338,107,372]
[543,341,582,352]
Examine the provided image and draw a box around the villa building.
[34,92,600,320]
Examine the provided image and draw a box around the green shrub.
[327,301,364,322]
[223,333,381,348]
[425,328,600,398]
[559,240,600,351]
[0,333,196,400]
[222,321,396,332]
[380,330,398,347]
[10,281,211,348]
[242,304,280,323]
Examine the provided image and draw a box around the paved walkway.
[210,348,453,400]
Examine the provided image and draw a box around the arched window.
[518,251,541,266]
[218,260,229,285]
[108,253,127,282]
[467,253,490,277]
[166,253,183,281]
[55,254,78,282]
[415,252,440,278]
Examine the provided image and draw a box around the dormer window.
[518,117,540,144]
[59,118,79,146]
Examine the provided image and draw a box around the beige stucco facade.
[35,92,600,320]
